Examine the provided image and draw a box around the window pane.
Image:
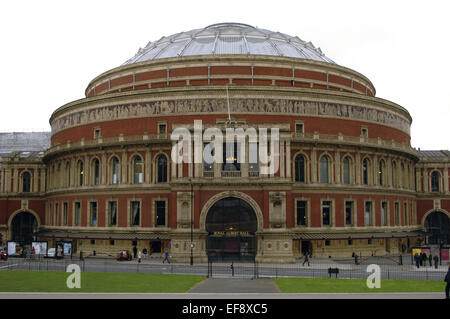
[295,155,305,182]
[131,201,140,226]
[365,202,371,226]
[322,201,331,226]
[109,202,117,226]
[90,202,97,226]
[297,200,307,226]
[343,158,350,185]
[156,201,166,226]
[345,201,353,226]
[157,155,168,183]
[134,157,143,184]
[112,157,120,184]
[320,157,329,183]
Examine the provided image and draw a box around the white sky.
[1,0,449,150]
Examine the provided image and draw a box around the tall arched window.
[362,158,370,185]
[319,155,330,184]
[379,159,385,186]
[342,157,351,185]
[133,155,143,184]
[157,154,168,183]
[65,162,71,187]
[77,160,84,186]
[111,157,120,184]
[22,172,31,193]
[92,158,100,185]
[294,154,305,182]
[431,171,440,192]
[392,161,397,187]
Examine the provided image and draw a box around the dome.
[123,23,335,65]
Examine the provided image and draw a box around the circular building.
[36,23,426,262]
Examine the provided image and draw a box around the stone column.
[335,151,341,184]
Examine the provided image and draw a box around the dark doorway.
[11,211,38,245]
[151,241,162,254]
[301,240,312,256]
[205,197,257,262]
[425,211,450,245]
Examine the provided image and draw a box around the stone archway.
[201,192,262,262]
[423,210,450,245]
[9,211,39,244]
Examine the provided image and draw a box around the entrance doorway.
[11,211,38,245]
[151,241,162,254]
[425,211,450,245]
[205,197,258,262]
[301,241,312,256]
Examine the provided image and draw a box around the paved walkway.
[188,278,281,293]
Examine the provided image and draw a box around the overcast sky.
[1,0,449,150]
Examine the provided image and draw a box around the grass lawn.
[274,277,445,293]
[0,271,205,293]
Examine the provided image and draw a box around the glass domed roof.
[123,23,335,65]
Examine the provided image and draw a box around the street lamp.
[188,177,194,266]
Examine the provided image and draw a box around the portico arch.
[200,191,263,232]
[422,209,450,245]
[8,209,41,244]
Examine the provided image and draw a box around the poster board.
[31,242,48,255]
[7,242,23,256]
[441,249,449,261]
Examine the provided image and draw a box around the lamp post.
[188,177,194,266]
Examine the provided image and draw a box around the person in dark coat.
[429,254,433,267]
[414,253,420,269]
[132,245,137,259]
[445,262,450,300]
[433,255,439,269]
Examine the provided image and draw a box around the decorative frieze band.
[51,98,410,135]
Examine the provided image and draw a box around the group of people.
[414,251,440,269]
[132,246,170,264]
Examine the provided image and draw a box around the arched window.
[157,154,168,183]
[319,155,330,184]
[362,158,370,185]
[392,161,397,187]
[431,171,440,192]
[133,155,143,184]
[22,172,31,193]
[65,162,71,187]
[77,160,84,186]
[342,157,351,185]
[401,163,406,188]
[111,157,120,184]
[379,159,385,186]
[294,154,305,182]
[92,158,100,185]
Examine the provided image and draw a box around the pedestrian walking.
[414,253,420,269]
[429,254,433,267]
[132,245,137,259]
[433,255,439,269]
[163,251,170,264]
[143,247,147,260]
[302,252,310,266]
[138,250,142,263]
[444,262,450,300]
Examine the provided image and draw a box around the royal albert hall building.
[1,23,449,263]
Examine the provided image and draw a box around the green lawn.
[274,277,445,293]
[0,271,205,293]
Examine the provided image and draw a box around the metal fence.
[0,255,447,282]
